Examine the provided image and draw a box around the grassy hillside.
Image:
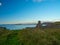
[0,28,60,45]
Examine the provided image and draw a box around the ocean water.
[0,24,36,30]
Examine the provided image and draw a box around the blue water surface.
[0,24,36,30]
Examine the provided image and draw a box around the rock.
[36,21,41,28]
[0,27,7,30]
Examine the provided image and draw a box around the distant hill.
[15,23,37,25]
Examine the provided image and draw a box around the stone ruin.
[36,21,41,28]
[36,21,60,28]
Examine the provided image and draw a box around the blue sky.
[0,0,60,24]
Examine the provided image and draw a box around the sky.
[0,0,60,24]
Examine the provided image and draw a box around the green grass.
[0,28,60,45]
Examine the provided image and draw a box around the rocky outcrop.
[36,21,41,28]
[0,27,7,30]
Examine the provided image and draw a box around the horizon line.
[0,20,60,24]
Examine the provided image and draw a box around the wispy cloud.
[33,0,57,2]
[33,0,44,2]
[25,0,57,2]
[0,2,2,6]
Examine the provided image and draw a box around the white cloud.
[25,0,57,2]
[33,0,56,2]
[0,2,2,6]
[33,0,45,2]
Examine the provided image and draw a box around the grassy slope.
[0,28,60,45]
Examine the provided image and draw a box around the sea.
[0,24,36,30]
